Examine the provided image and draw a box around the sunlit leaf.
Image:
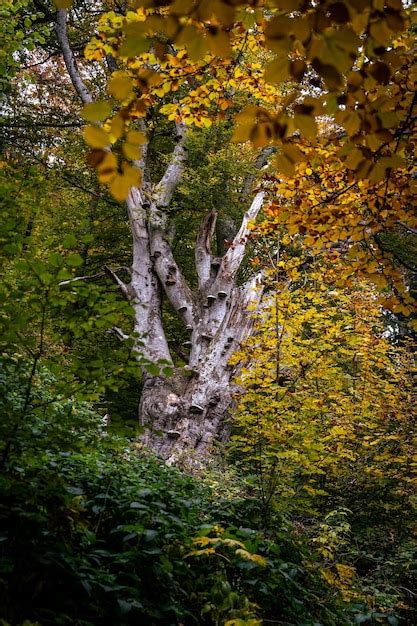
[84,126,110,149]
[108,73,134,101]
[81,102,113,123]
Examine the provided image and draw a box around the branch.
[59,271,106,286]
[195,209,217,289]
[218,192,264,280]
[59,267,130,287]
[239,146,276,201]
[240,270,265,310]
[103,265,131,300]
[143,122,194,325]
[397,221,417,236]
[55,9,92,104]
[108,326,130,341]
[153,123,187,209]
[133,119,150,184]
[150,231,195,328]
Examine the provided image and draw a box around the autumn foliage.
[73,0,416,312]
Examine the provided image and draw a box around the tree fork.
[55,8,267,464]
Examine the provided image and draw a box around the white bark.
[153,123,187,209]
[217,191,264,282]
[56,10,269,463]
[150,229,196,328]
[103,265,130,300]
[195,210,218,290]
[127,187,173,364]
[55,10,92,105]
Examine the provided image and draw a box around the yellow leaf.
[370,20,393,45]
[264,58,290,84]
[207,30,232,58]
[108,174,132,202]
[235,549,267,567]
[275,153,295,178]
[122,143,140,161]
[119,22,148,57]
[54,0,72,7]
[282,143,304,164]
[176,25,208,60]
[84,125,110,149]
[122,162,141,186]
[295,114,318,142]
[343,146,364,170]
[126,130,147,145]
[108,72,134,101]
[250,123,273,148]
[109,115,125,142]
[311,58,343,90]
[97,152,117,183]
[265,16,291,41]
[171,0,195,13]
[231,106,261,143]
[81,101,113,123]
[321,569,337,585]
[343,112,362,136]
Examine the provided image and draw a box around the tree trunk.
[138,371,233,465]
[137,265,264,465]
[55,10,267,465]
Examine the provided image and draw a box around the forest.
[0,1,416,625]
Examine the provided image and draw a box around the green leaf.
[63,234,78,248]
[66,253,84,267]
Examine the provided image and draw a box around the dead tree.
[56,8,266,464]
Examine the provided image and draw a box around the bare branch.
[195,210,217,289]
[132,119,150,184]
[59,267,129,287]
[153,123,187,209]
[59,271,105,287]
[109,326,130,342]
[103,265,131,300]
[239,147,276,201]
[397,221,417,236]
[55,9,92,104]
[126,190,174,365]
[151,231,195,328]
[218,192,264,281]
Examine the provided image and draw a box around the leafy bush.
[0,429,350,626]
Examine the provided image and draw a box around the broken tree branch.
[109,326,130,341]
[239,146,276,201]
[150,231,195,328]
[218,192,264,281]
